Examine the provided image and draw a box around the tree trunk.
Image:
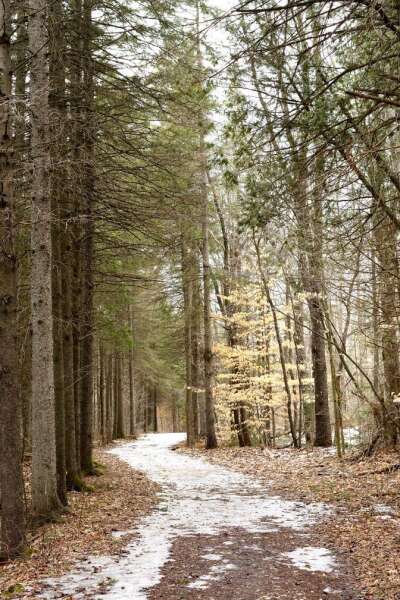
[153,386,158,432]
[191,254,201,440]
[196,3,217,449]
[62,238,80,487]
[201,163,218,449]
[49,0,67,505]
[98,343,106,443]
[106,353,113,443]
[0,0,26,555]
[14,3,31,456]
[128,350,135,436]
[29,0,61,517]
[181,229,195,446]
[308,294,331,446]
[70,0,83,469]
[254,235,299,448]
[374,205,400,443]
[295,172,331,447]
[128,305,136,436]
[79,0,95,474]
[114,353,124,439]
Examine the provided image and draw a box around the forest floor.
[181,444,400,600]
[20,433,367,600]
[0,446,159,599]
[2,435,398,599]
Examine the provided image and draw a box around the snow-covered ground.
[41,433,336,599]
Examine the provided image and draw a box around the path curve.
[41,433,358,599]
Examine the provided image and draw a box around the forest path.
[41,434,359,599]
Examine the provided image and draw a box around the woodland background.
[1,0,400,565]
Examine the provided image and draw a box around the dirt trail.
[40,434,362,599]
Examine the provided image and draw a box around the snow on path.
[41,433,335,599]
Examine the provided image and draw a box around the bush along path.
[38,433,362,600]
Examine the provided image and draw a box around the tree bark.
[49,0,67,505]
[79,0,95,473]
[254,235,299,448]
[106,353,113,443]
[0,0,26,555]
[200,157,218,449]
[29,0,61,517]
[181,229,195,446]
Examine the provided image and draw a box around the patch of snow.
[243,544,262,551]
[374,503,395,515]
[323,586,342,595]
[202,553,222,560]
[111,529,134,539]
[187,574,214,589]
[188,561,238,589]
[343,427,360,446]
[282,546,336,573]
[41,433,333,599]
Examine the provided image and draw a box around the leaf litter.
[180,444,400,599]
[0,444,159,599]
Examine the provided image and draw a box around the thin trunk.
[128,305,136,436]
[254,235,298,448]
[153,386,158,432]
[182,230,195,446]
[143,382,148,434]
[70,0,83,469]
[191,255,201,440]
[201,161,217,449]
[128,353,135,436]
[79,0,95,474]
[106,354,113,443]
[99,343,105,444]
[113,353,118,438]
[63,245,79,486]
[49,0,67,505]
[114,354,124,439]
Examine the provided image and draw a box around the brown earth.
[148,526,361,600]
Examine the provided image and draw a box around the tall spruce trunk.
[200,146,217,449]
[307,293,331,446]
[49,0,67,505]
[79,0,95,473]
[63,251,79,486]
[0,0,26,555]
[98,343,106,443]
[191,251,201,440]
[295,165,331,447]
[309,148,331,447]
[254,236,298,448]
[181,229,195,446]
[70,0,83,469]
[15,3,32,455]
[106,354,113,442]
[116,355,124,438]
[128,307,136,436]
[196,3,217,449]
[29,0,61,517]
[373,203,400,443]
